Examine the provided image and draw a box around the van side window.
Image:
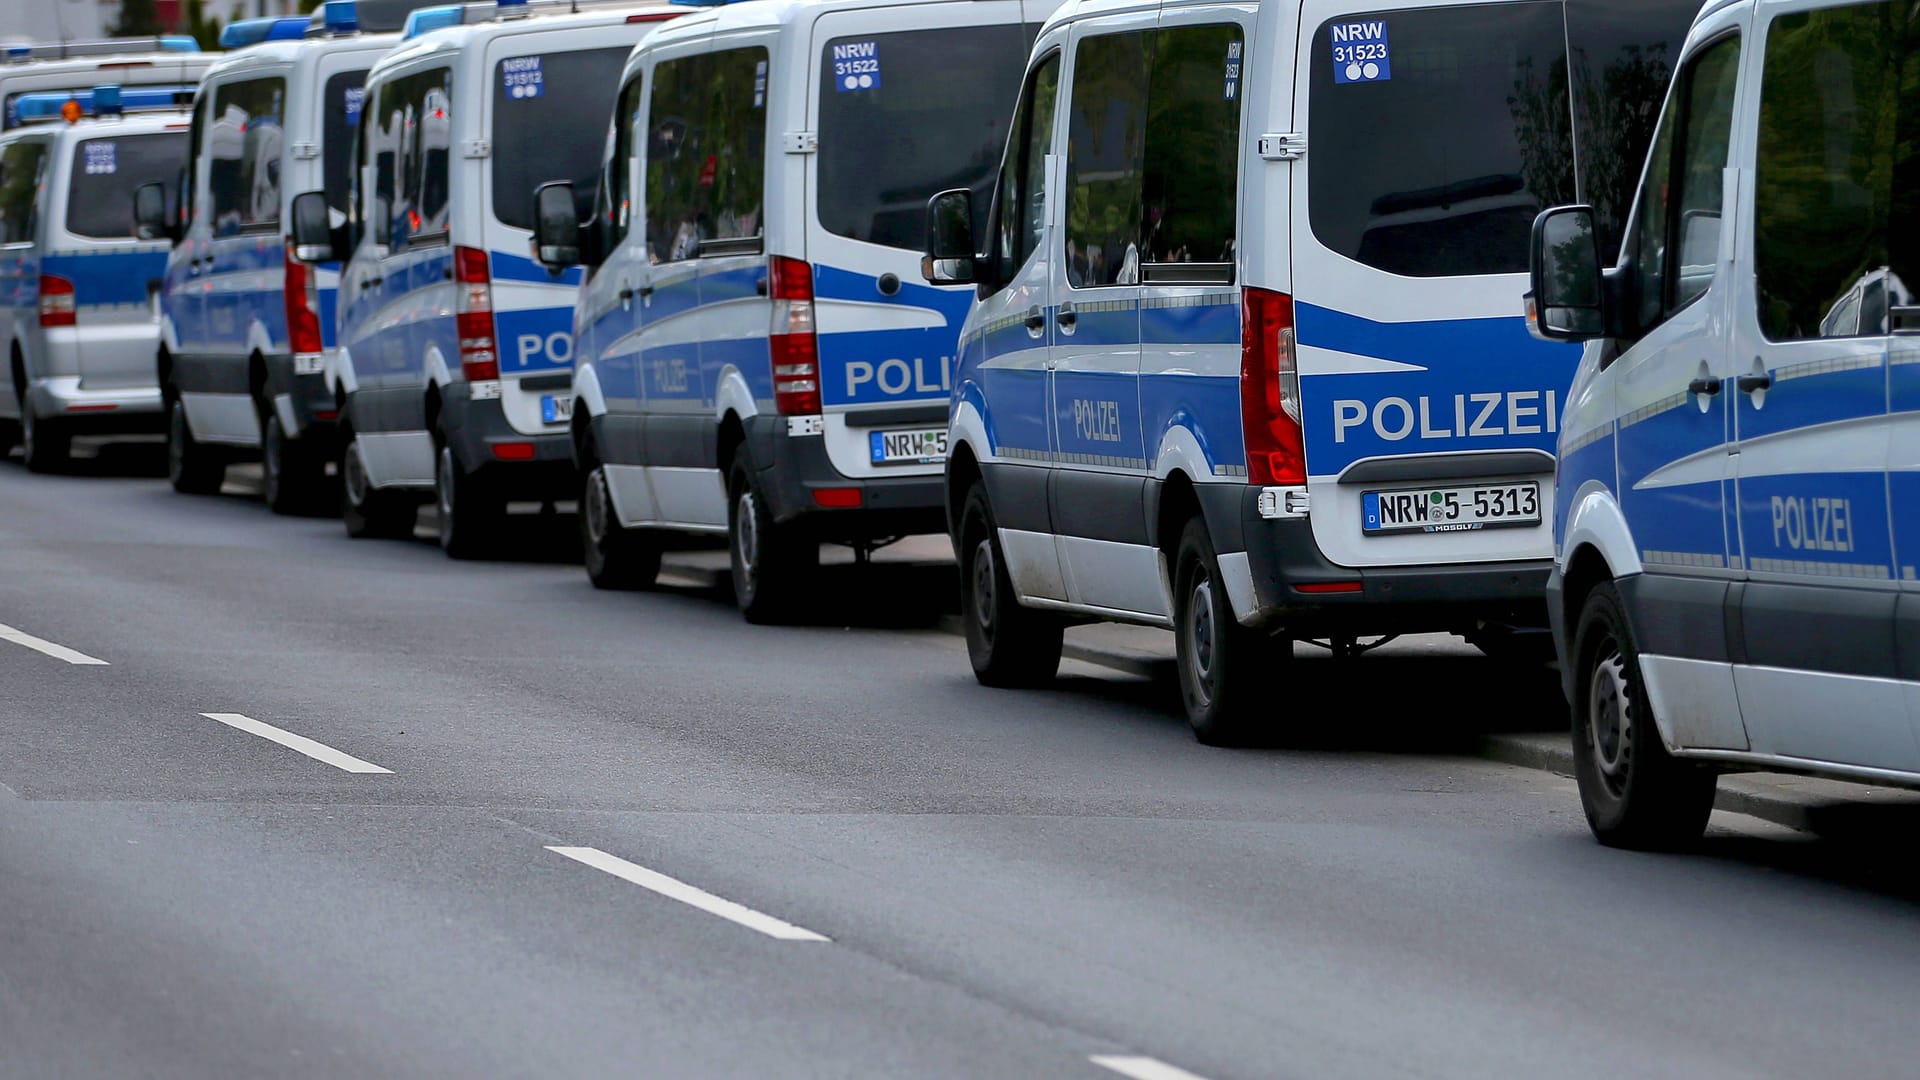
[370,81,401,247]
[1754,3,1901,341]
[1629,35,1739,333]
[1141,24,1243,273]
[645,47,770,263]
[1065,31,1149,288]
[992,51,1059,282]
[407,71,454,242]
[207,77,286,236]
[323,71,368,225]
[606,76,644,243]
[0,140,47,244]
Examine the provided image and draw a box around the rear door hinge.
[462,139,491,159]
[1258,132,1306,161]
[783,130,817,155]
[289,141,320,160]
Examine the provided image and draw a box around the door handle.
[1688,376,1721,396]
[1023,305,1045,335]
[1055,304,1077,332]
[368,276,383,288]
[1737,372,1772,394]
[618,287,634,302]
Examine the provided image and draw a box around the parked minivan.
[0,88,193,470]
[535,0,1054,620]
[149,2,398,513]
[1,40,210,131]
[925,0,1701,742]
[303,0,681,556]
[1531,0,1918,847]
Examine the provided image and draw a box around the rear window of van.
[1308,2,1573,277]
[816,25,1033,250]
[490,46,630,230]
[66,131,188,238]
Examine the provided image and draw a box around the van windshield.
[66,131,188,238]
[323,69,368,224]
[490,46,630,230]
[1308,2,1574,277]
[816,25,1032,250]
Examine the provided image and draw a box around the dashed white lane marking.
[201,713,393,774]
[546,846,831,942]
[1090,1055,1213,1080]
[0,623,109,665]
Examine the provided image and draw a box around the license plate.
[1362,482,1540,534]
[869,427,948,465]
[541,395,572,424]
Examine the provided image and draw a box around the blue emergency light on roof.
[5,46,32,63]
[402,5,465,39]
[159,35,200,51]
[218,16,312,49]
[322,0,360,34]
[92,84,122,117]
[12,84,195,124]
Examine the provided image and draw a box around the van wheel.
[436,439,500,560]
[958,483,1063,687]
[1571,581,1717,849]
[341,432,416,539]
[20,405,69,474]
[1174,517,1286,745]
[0,415,20,453]
[728,457,814,623]
[582,464,661,590]
[167,397,224,494]
[262,412,326,515]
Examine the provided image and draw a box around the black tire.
[957,482,1063,687]
[581,463,661,590]
[262,411,328,516]
[1571,581,1717,849]
[0,415,20,453]
[727,456,815,624]
[435,437,500,560]
[340,431,416,539]
[19,404,69,474]
[167,396,224,494]
[1174,517,1287,745]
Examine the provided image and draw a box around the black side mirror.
[289,191,335,263]
[133,181,173,243]
[533,181,581,268]
[1527,205,1606,342]
[922,188,976,286]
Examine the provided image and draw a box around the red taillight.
[491,441,536,461]
[284,240,322,356]
[37,274,75,327]
[1293,581,1363,594]
[811,487,862,509]
[769,255,819,416]
[1240,287,1305,485]
[454,245,498,382]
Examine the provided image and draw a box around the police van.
[923,0,1700,742]
[532,0,1053,619]
[1,40,211,131]
[1530,0,1919,847]
[296,0,682,556]
[0,87,192,471]
[144,4,397,512]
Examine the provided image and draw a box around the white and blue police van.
[1,39,211,131]
[148,3,400,513]
[303,0,683,557]
[0,87,193,471]
[1530,0,1920,847]
[923,0,1701,742]
[533,0,1054,620]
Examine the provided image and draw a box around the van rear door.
[1289,0,1578,570]
[805,3,1032,482]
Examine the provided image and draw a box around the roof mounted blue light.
[4,45,31,63]
[93,84,123,117]
[12,84,194,124]
[219,15,311,48]
[159,35,200,51]
[322,0,360,34]
[402,4,465,38]
[493,0,531,17]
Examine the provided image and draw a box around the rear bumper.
[744,416,946,538]
[26,376,165,434]
[263,351,339,445]
[1200,484,1550,635]
[440,382,575,501]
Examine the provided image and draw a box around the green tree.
[183,0,226,51]
[111,0,165,36]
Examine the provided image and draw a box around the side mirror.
[133,181,173,243]
[533,181,581,268]
[922,188,976,286]
[289,191,335,262]
[1527,205,1605,342]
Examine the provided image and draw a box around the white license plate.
[1362,482,1540,534]
[541,395,572,424]
[869,427,948,465]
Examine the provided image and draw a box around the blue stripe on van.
[490,250,585,287]
[42,250,166,307]
[1294,302,1571,369]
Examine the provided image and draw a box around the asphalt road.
[3,442,1920,1080]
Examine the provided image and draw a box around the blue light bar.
[159,35,200,51]
[219,16,312,48]
[402,5,465,39]
[6,45,32,63]
[322,0,360,34]
[12,84,196,123]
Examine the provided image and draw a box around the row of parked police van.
[1,0,1915,850]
